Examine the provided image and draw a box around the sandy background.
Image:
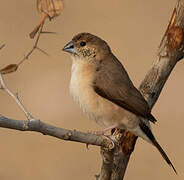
[0,0,183,179]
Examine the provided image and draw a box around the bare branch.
[0,24,48,75]
[17,24,45,67]
[0,73,34,120]
[0,114,114,149]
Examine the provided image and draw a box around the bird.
[62,32,177,173]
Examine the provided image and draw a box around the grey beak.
[62,40,76,54]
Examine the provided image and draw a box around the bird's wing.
[93,54,156,123]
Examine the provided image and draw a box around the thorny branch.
[17,23,49,67]
[0,24,48,75]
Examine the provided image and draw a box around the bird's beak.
[62,40,76,54]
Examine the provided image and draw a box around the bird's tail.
[139,121,177,174]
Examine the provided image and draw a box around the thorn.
[36,47,49,56]
[41,31,57,34]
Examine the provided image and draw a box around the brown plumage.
[62,32,176,173]
[93,52,156,123]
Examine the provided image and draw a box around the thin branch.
[0,24,49,75]
[17,23,45,67]
[29,12,48,39]
[0,114,114,149]
[0,73,34,120]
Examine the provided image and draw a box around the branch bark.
[98,0,184,179]
[0,114,114,149]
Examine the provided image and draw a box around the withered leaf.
[37,0,64,19]
[0,44,5,50]
[0,64,18,75]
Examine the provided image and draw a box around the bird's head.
[62,32,111,61]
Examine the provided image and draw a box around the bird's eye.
[80,41,86,47]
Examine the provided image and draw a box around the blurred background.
[0,0,183,179]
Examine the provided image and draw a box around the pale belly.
[70,85,125,127]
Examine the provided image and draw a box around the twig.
[0,24,49,75]
[0,73,33,120]
[17,23,47,67]
[29,12,48,39]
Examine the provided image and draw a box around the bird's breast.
[69,59,125,127]
[70,59,98,115]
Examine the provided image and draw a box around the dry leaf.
[0,64,18,75]
[37,0,64,19]
[29,0,63,39]
[0,44,5,50]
